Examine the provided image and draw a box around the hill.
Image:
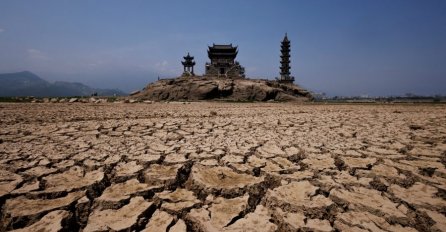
[133,76,312,101]
[0,71,126,97]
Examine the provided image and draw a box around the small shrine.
[181,52,195,76]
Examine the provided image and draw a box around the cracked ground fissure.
[1,102,446,231]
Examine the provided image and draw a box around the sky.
[0,0,445,96]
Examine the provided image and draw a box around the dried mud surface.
[1,102,445,231]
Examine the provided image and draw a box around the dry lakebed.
[0,102,445,231]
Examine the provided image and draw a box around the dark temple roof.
[208,44,238,59]
[183,52,194,60]
[211,44,237,49]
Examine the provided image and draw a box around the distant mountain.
[0,71,127,97]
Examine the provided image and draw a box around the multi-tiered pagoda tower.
[277,33,295,84]
[181,53,195,76]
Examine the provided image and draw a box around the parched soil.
[0,102,445,231]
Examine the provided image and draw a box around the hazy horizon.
[0,0,445,96]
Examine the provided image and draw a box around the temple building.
[277,33,295,84]
[181,52,195,76]
[205,44,245,78]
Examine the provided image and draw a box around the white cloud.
[155,60,168,69]
[154,60,169,72]
[152,60,182,76]
[27,49,49,60]
[246,66,257,72]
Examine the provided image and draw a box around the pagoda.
[277,33,295,84]
[205,44,245,78]
[181,52,195,76]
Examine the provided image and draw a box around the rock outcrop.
[133,76,312,101]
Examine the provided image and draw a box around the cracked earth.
[1,102,445,231]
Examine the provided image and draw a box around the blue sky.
[0,0,445,95]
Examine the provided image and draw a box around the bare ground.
[0,102,445,232]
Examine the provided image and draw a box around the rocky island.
[133,76,312,102]
[132,34,313,102]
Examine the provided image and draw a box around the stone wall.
[205,63,245,78]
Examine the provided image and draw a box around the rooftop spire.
[283,33,289,42]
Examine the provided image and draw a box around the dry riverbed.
[0,102,445,231]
